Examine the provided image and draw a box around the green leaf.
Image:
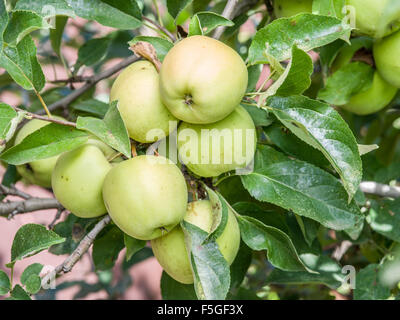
[3,10,52,46]
[92,225,125,271]
[167,0,192,19]
[124,233,145,261]
[122,247,153,271]
[75,37,111,69]
[128,36,173,62]
[241,145,363,231]
[367,199,400,242]
[267,95,362,200]
[0,103,18,152]
[50,16,68,58]
[0,123,89,165]
[21,263,43,286]
[181,220,230,300]
[229,241,252,291]
[246,64,262,93]
[188,11,234,36]
[248,13,351,65]
[0,0,9,54]
[160,271,197,300]
[354,264,391,300]
[76,100,131,158]
[0,35,45,92]
[0,270,11,295]
[71,99,109,118]
[312,0,346,19]
[10,224,65,264]
[14,0,76,18]
[317,62,375,105]
[241,104,273,127]
[9,284,31,300]
[66,0,142,29]
[24,274,42,294]
[236,215,308,272]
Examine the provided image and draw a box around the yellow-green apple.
[374,30,400,88]
[159,35,248,124]
[151,200,241,284]
[102,155,188,240]
[14,117,64,188]
[347,0,400,38]
[274,0,312,18]
[52,143,113,218]
[110,60,178,143]
[177,105,256,177]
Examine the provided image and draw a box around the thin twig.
[0,184,31,200]
[38,55,140,115]
[360,181,400,198]
[11,106,76,127]
[48,208,65,230]
[142,16,176,42]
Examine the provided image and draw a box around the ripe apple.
[177,105,256,177]
[342,71,397,115]
[14,117,64,188]
[159,35,248,124]
[110,60,177,143]
[347,0,400,38]
[274,0,312,18]
[52,143,112,218]
[102,155,188,240]
[374,30,400,88]
[151,200,241,284]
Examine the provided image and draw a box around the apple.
[110,60,177,143]
[374,30,400,88]
[177,105,256,177]
[151,200,241,284]
[52,143,112,218]
[342,71,397,115]
[102,155,188,240]
[159,35,248,124]
[274,0,312,18]
[347,0,400,38]
[14,117,64,188]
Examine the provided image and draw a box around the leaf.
[241,145,363,231]
[312,0,346,19]
[10,224,65,264]
[246,64,262,93]
[124,233,145,261]
[241,104,273,127]
[248,13,351,65]
[0,270,11,295]
[358,144,379,156]
[267,95,362,200]
[0,0,9,54]
[75,37,111,69]
[71,99,109,118]
[160,271,197,300]
[167,0,192,19]
[181,220,230,300]
[229,241,253,291]
[122,247,153,271]
[188,11,234,36]
[9,284,31,300]
[236,215,308,272]
[354,264,391,300]
[66,0,142,29]
[50,16,68,58]
[128,36,173,62]
[0,35,45,92]
[0,123,89,165]
[317,62,375,105]
[76,100,131,158]
[14,0,76,18]
[0,103,18,152]
[21,263,44,286]
[92,225,125,271]
[367,199,400,243]
[3,10,52,46]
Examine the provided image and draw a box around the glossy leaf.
[75,37,111,69]
[367,199,400,242]
[128,36,173,62]
[188,11,233,36]
[167,0,192,19]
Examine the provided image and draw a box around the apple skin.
[52,144,112,218]
[374,30,400,88]
[15,118,64,188]
[342,71,397,115]
[159,35,248,124]
[177,105,256,177]
[110,61,178,143]
[347,0,400,38]
[274,0,312,18]
[151,200,241,284]
[102,155,188,240]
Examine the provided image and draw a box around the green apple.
[14,117,64,188]
[274,0,312,18]
[177,105,256,177]
[347,0,400,38]
[342,71,397,115]
[52,143,112,218]
[102,155,188,240]
[110,60,177,143]
[159,35,248,124]
[151,200,241,284]
[374,30,400,88]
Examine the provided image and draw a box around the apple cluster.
[14,35,256,284]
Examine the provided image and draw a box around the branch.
[142,16,176,42]
[0,198,63,219]
[38,55,140,115]
[0,184,31,200]
[12,106,76,127]
[213,0,239,39]
[41,215,111,285]
[360,181,400,198]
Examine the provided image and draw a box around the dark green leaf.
[0,103,19,152]
[9,284,31,300]
[71,99,109,118]
[50,16,68,58]
[367,199,400,242]
[229,241,252,291]
[188,11,234,36]
[0,270,11,295]
[21,263,43,285]
[354,264,391,300]
[160,271,197,300]
[124,233,145,261]
[241,104,273,127]
[167,0,192,19]
[75,37,111,69]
